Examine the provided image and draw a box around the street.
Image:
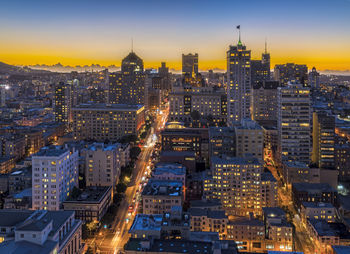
[86,108,168,254]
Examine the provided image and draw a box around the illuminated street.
[86,107,168,254]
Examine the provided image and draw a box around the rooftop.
[63,186,111,204]
[86,142,120,152]
[0,210,34,227]
[263,207,286,218]
[229,217,264,227]
[153,163,186,176]
[293,182,336,193]
[308,219,350,238]
[142,179,183,197]
[302,202,334,209]
[0,238,58,254]
[72,103,144,111]
[124,239,215,254]
[129,214,162,232]
[211,156,260,166]
[332,246,350,254]
[190,199,221,209]
[32,146,69,157]
[189,208,227,219]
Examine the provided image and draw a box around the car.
[128,205,134,212]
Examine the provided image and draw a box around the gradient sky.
[0,0,349,71]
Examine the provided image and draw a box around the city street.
[86,108,168,254]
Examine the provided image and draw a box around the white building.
[83,143,121,190]
[277,82,311,164]
[227,39,251,125]
[32,146,79,211]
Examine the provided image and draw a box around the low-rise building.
[301,202,338,223]
[306,219,350,254]
[189,208,228,239]
[292,183,338,209]
[152,163,186,186]
[4,188,32,210]
[142,180,183,215]
[0,156,15,174]
[63,186,112,222]
[227,216,265,252]
[0,210,83,254]
[263,207,293,252]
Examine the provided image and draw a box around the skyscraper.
[227,39,251,125]
[277,82,311,164]
[312,111,335,169]
[54,81,72,124]
[182,53,198,76]
[309,67,320,89]
[251,46,270,87]
[109,51,145,105]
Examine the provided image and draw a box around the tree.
[116,182,127,193]
[130,146,141,160]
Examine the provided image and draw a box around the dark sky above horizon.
[1,0,349,71]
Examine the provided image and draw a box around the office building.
[312,111,335,169]
[161,123,209,161]
[182,53,198,76]
[82,143,122,190]
[277,82,311,164]
[109,51,145,105]
[169,85,227,126]
[274,63,308,86]
[227,39,251,125]
[0,210,83,254]
[251,80,279,124]
[32,146,79,211]
[208,127,236,160]
[251,49,270,87]
[72,103,145,142]
[308,67,320,89]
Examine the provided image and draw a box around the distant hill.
[0,62,51,75]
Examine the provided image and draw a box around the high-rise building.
[182,53,198,76]
[169,85,227,126]
[278,82,311,164]
[251,49,270,87]
[227,40,251,125]
[54,81,72,124]
[251,81,279,125]
[83,143,122,191]
[274,63,308,86]
[234,119,264,162]
[309,67,320,89]
[72,103,145,142]
[312,111,335,169]
[32,146,78,211]
[109,51,145,105]
[211,157,276,216]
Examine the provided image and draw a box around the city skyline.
[1,0,350,73]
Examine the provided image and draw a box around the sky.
[0,0,349,72]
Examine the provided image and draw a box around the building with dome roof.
[109,51,145,105]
